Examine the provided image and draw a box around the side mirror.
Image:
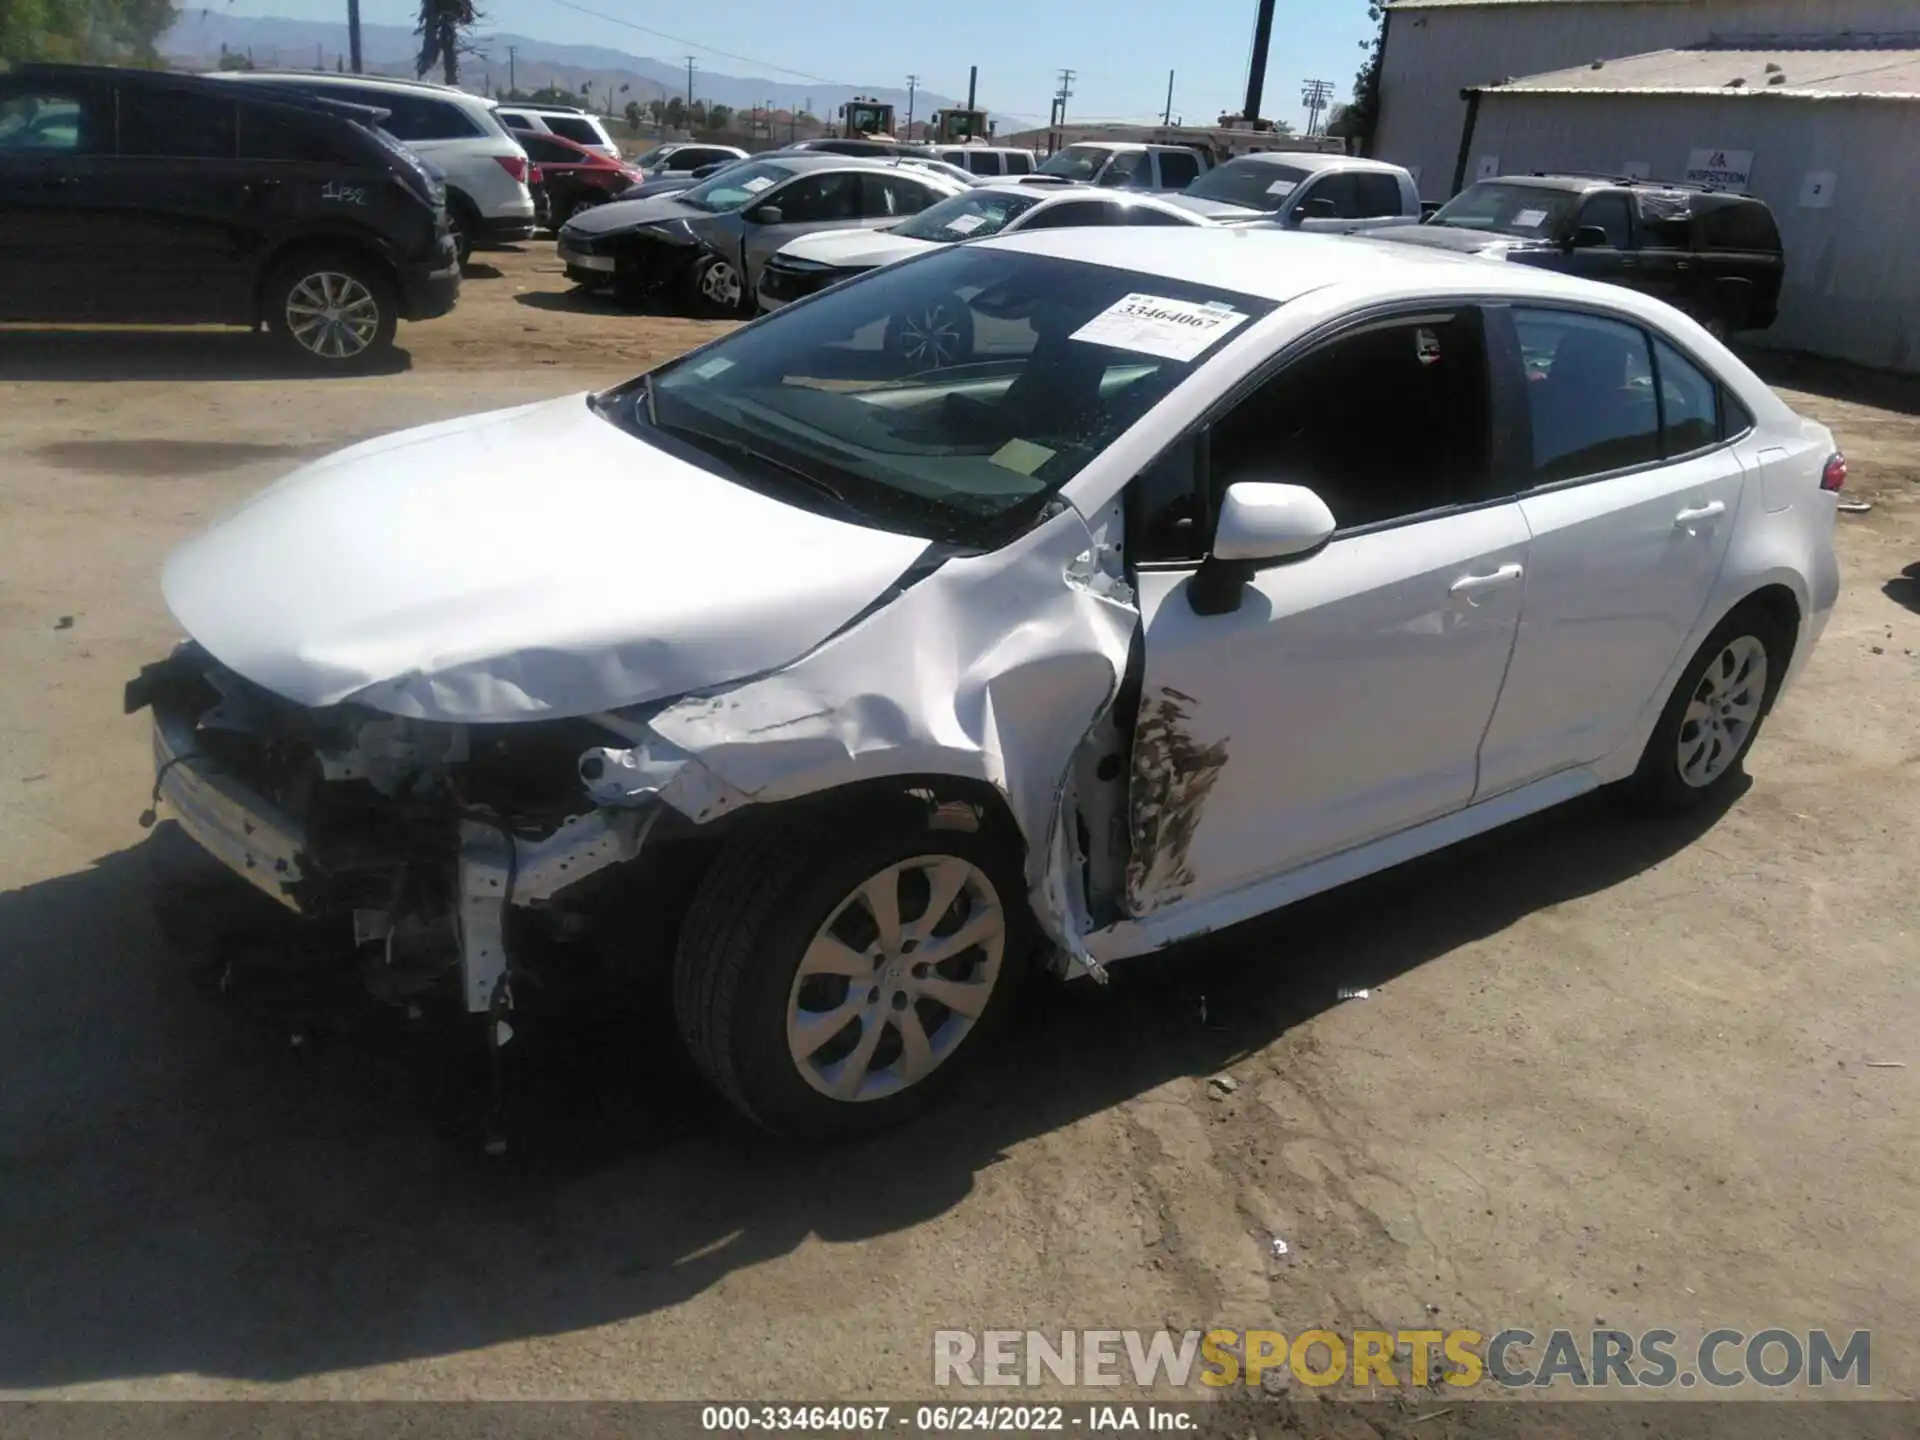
[1570,224,1611,249]
[1188,482,1336,616]
[749,205,783,224]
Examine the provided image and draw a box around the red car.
[518,131,643,230]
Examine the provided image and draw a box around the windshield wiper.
[653,420,855,511]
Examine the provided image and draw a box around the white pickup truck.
[1168,153,1424,232]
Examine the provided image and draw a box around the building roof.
[1483,45,1920,100]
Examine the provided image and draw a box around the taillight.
[1821,452,1848,492]
[528,164,544,185]
[494,154,529,184]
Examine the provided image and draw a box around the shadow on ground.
[0,330,412,382]
[512,286,700,320]
[1885,562,1920,616]
[0,786,1737,1387]
[1738,345,1920,417]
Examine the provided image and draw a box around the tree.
[664,96,687,130]
[1348,0,1387,153]
[414,0,482,86]
[624,100,643,131]
[707,103,733,132]
[2,0,176,64]
[647,98,667,125]
[216,43,253,71]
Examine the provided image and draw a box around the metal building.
[1462,46,1920,371]
[1374,0,1918,200]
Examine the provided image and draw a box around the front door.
[0,75,113,321]
[1475,307,1745,795]
[1124,306,1530,917]
[739,170,871,288]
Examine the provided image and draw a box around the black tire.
[885,292,976,369]
[560,191,609,230]
[672,798,1033,1139]
[447,193,479,269]
[263,250,397,372]
[1626,603,1789,811]
[685,252,748,317]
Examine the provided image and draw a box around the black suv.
[1372,173,1784,339]
[0,64,458,369]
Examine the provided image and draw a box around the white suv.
[213,72,535,264]
[495,104,621,160]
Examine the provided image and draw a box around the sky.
[211,0,1379,131]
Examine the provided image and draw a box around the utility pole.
[506,44,517,95]
[685,56,697,109]
[1163,69,1175,126]
[1300,77,1334,136]
[1052,68,1074,152]
[346,0,363,73]
[906,74,918,140]
[804,95,812,138]
[1243,0,1277,123]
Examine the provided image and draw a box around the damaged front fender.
[580,504,1140,963]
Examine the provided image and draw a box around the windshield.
[892,190,1042,243]
[680,159,795,211]
[595,248,1276,547]
[1429,182,1580,238]
[1037,145,1111,181]
[1183,158,1312,211]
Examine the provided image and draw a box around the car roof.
[977,225,1656,308]
[234,71,497,107]
[1223,151,1401,175]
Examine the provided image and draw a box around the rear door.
[1152,147,1201,192]
[1474,307,1746,795]
[0,74,112,321]
[98,80,250,322]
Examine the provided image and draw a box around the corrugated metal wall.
[1469,92,1920,370]
[1376,0,1920,197]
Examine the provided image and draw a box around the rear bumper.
[475,214,537,245]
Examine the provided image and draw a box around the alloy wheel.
[284,271,381,361]
[895,300,967,367]
[785,855,1005,1103]
[700,259,742,309]
[1677,634,1767,787]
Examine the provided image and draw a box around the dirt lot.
[2,242,1918,1411]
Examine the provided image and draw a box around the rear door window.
[358,91,477,141]
[117,85,236,159]
[1653,340,1721,456]
[859,172,943,217]
[1017,200,1119,229]
[963,150,1001,176]
[1351,172,1403,217]
[1004,151,1033,175]
[1696,202,1781,253]
[238,103,360,164]
[1513,309,1661,482]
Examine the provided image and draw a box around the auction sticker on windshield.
[743,176,775,193]
[1512,208,1549,229]
[1070,294,1249,363]
[945,213,987,235]
[1266,179,1297,197]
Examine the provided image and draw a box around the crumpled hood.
[779,227,933,269]
[160,396,934,722]
[562,193,703,236]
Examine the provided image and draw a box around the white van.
[930,144,1037,178]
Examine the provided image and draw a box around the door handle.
[1448,563,1524,596]
[1674,500,1727,528]
[32,174,79,190]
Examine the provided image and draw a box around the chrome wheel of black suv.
[267,254,397,371]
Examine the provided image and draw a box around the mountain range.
[161,11,1016,125]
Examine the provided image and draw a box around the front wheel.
[686,253,747,316]
[672,802,1030,1138]
[264,252,396,371]
[1626,605,1787,810]
[885,292,975,369]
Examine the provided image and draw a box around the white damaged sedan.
[130,228,1843,1137]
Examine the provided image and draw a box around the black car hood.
[1368,223,1555,256]
[564,194,705,236]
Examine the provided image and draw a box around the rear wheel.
[264,252,397,371]
[672,801,1030,1138]
[1626,604,1788,810]
[447,194,480,269]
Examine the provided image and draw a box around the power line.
[530,0,852,86]
[1301,77,1335,135]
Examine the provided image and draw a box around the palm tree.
[414,0,479,85]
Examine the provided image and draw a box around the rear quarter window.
[1696,201,1781,253]
[238,103,362,164]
